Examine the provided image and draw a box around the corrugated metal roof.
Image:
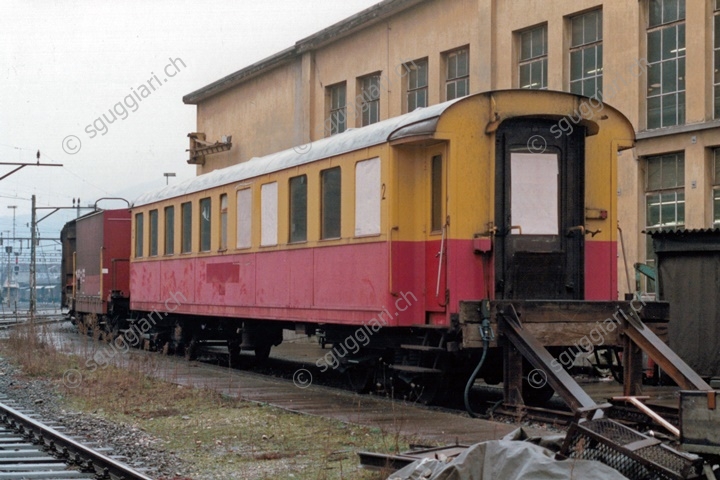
[645,228,720,236]
[133,98,460,207]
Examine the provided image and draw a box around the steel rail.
[0,400,153,480]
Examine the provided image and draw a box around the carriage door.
[494,119,585,300]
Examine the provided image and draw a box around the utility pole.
[7,206,16,308]
[29,195,36,320]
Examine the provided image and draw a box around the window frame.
[289,175,308,243]
[445,48,469,101]
[518,24,548,90]
[714,0,720,119]
[199,197,212,252]
[569,9,603,97]
[321,167,342,240]
[149,209,159,257]
[431,155,444,233]
[135,212,144,258]
[164,205,174,255]
[261,182,279,247]
[181,201,192,254]
[359,73,381,127]
[646,0,686,129]
[236,188,252,249]
[714,148,720,225]
[405,58,428,113]
[644,152,685,289]
[327,82,347,136]
[219,194,228,251]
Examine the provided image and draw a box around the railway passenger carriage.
[67,90,666,404]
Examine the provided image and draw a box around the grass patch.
[0,323,410,479]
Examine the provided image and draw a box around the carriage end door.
[494,119,585,300]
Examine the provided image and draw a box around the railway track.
[0,397,152,480]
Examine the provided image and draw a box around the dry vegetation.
[0,322,410,479]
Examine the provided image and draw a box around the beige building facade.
[184,0,720,298]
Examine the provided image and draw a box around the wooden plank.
[459,300,669,325]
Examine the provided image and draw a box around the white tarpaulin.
[388,429,627,480]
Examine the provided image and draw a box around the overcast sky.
[0,0,379,253]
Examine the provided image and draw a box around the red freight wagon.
[71,209,131,317]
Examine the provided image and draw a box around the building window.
[431,155,443,232]
[289,175,307,243]
[236,189,252,249]
[519,25,548,90]
[327,82,347,135]
[406,58,428,112]
[261,182,278,246]
[647,0,685,129]
[321,167,341,239]
[149,209,158,257]
[645,152,685,284]
[164,206,174,255]
[181,202,192,253]
[445,48,469,100]
[714,148,720,225]
[359,74,380,126]
[135,212,144,258]
[199,198,211,252]
[714,0,720,118]
[355,158,381,236]
[570,10,603,97]
[220,194,228,250]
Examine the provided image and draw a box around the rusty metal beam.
[621,312,712,392]
[498,305,598,414]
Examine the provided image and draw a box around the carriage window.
[135,212,144,258]
[220,194,228,250]
[510,153,559,235]
[199,197,211,252]
[431,155,443,232]
[236,189,252,249]
[261,182,278,246]
[149,209,158,256]
[181,202,192,253]
[321,167,342,239]
[289,175,307,243]
[355,158,381,236]
[164,206,174,255]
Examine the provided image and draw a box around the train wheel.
[521,379,555,405]
[184,336,198,361]
[228,339,243,368]
[406,375,444,405]
[346,366,373,393]
[254,341,272,362]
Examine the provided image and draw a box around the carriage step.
[399,344,445,353]
[389,365,443,374]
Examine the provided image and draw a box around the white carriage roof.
[133,98,462,207]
